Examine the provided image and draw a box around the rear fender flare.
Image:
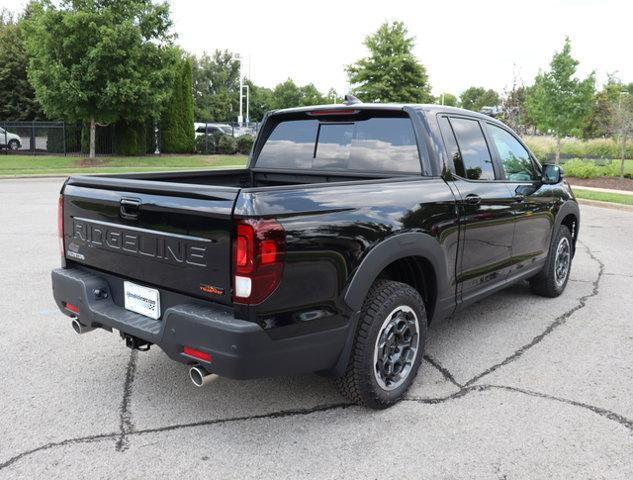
[342,232,448,313]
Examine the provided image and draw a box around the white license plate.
[124,281,161,320]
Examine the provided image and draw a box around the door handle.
[514,194,526,203]
[464,194,481,205]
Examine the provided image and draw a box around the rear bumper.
[51,268,351,379]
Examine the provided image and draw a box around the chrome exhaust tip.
[71,318,94,335]
[189,366,215,387]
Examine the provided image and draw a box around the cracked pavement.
[1,178,632,479]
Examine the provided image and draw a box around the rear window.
[256,116,421,173]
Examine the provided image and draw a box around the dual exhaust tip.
[71,320,215,387]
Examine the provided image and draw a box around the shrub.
[113,120,146,156]
[161,59,195,153]
[561,158,600,178]
[46,128,65,153]
[216,134,238,154]
[236,134,254,154]
[195,134,215,154]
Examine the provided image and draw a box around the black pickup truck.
[51,102,579,409]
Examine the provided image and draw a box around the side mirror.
[542,164,563,184]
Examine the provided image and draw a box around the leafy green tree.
[161,59,195,153]
[611,90,633,180]
[270,79,326,110]
[24,0,174,158]
[192,50,240,122]
[246,81,275,121]
[0,8,44,120]
[460,87,500,112]
[583,77,633,139]
[437,93,458,107]
[346,21,433,103]
[526,38,595,163]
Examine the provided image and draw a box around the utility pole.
[236,54,243,126]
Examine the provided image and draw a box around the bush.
[161,59,195,153]
[46,128,65,153]
[236,134,254,155]
[216,134,238,154]
[524,135,633,160]
[113,120,146,156]
[561,158,633,178]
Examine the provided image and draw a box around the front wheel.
[530,224,573,297]
[8,139,20,151]
[335,280,427,409]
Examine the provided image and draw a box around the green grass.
[0,154,248,176]
[572,187,633,206]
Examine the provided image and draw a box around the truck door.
[438,115,516,303]
[483,122,556,273]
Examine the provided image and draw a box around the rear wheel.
[335,280,426,409]
[530,224,573,297]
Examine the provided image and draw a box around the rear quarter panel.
[234,178,459,332]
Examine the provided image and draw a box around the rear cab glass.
[255,111,422,174]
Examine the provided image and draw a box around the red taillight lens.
[58,195,64,257]
[64,302,79,314]
[183,346,212,362]
[232,219,285,304]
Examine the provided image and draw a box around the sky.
[3,0,632,97]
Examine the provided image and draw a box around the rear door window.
[256,116,421,173]
[448,117,495,181]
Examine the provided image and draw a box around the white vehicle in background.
[194,123,234,138]
[0,127,22,150]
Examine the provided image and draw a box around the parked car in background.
[0,127,22,150]
[194,123,234,138]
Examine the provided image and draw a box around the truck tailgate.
[62,177,238,305]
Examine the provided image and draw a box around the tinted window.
[488,124,538,181]
[449,117,495,180]
[256,117,421,173]
[438,116,465,177]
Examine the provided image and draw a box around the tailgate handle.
[120,198,141,220]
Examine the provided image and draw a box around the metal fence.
[1,120,259,156]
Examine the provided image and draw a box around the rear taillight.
[58,195,64,257]
[232,218,285,304]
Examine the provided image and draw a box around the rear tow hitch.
[122,333,152,351]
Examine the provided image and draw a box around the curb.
[571,185,633,196]
[577,198,633,212]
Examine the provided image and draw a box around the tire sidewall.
[8,140,19,150]
[362,285,426,407]
[549,225,573,295]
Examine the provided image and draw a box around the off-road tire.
[334,280,427,409]
[529,224,573,297]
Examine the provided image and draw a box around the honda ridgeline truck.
[51,101,579,409]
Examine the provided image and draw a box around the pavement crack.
[423,354,463,388]
[0,402,353,471]
[482,384,633,432]
[115,349,138,452]
[463,241,604,387]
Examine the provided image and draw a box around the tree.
[501,83,532,135]
[437,93,458,107]
[460,87,500,112]
[346,21,433,103]
[612,93,633,180]
[526,38,595,163]
[24,0,174,158]
[270,79,326,110]
[583,76,633,139]
[246,81,274,122]
[161,58,195,153]
[0,8,44,120]
[192,50,240,122]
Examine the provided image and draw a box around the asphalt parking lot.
[1,177,632,479]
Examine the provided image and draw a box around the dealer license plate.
[124,281,161,320]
